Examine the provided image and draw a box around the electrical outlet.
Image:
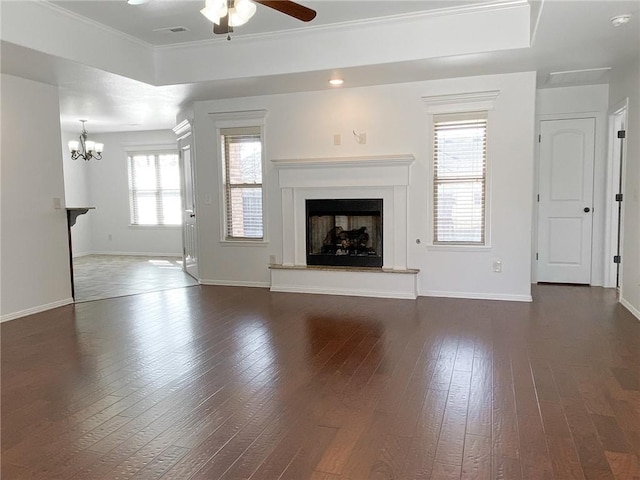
[53,197,62,210]
[108,233,113,241]
[333,134,341,146]
[493,260,502,273]
[204,194,212,205]
[358,132,366,144]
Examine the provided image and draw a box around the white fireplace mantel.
[270,154,418,299]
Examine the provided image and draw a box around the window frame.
[125,145,182,228]
[422,90,499,250]
[432,112,488,246]
[210,110,268,245]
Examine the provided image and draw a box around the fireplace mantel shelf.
[269,264,419,274]
[271,154,414,169]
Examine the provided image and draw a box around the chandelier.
[68,120,103,161]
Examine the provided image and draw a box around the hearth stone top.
[271,154,414,168]
[269,264,419,274]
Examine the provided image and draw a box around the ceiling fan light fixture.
[228,0,257,27]
[201,0,228,24]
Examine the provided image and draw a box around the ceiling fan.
[200,0,317,38]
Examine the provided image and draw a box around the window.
[221,127,263,240]
[433,112,487,244]
[127,152,181,226]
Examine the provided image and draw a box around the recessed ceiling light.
[329,79,344,86]
[127,0,149,5]
[610,14,632,27]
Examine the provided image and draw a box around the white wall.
[609,60,640,319]
[535,84,610,286]
[190,71,536,301]
[61,130,94,256]
[85,130,182,256]
[1,74,72,320]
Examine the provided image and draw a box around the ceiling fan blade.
[253,0,316,22]
[213,14,231,35]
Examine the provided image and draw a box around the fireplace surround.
[271,154,418,299]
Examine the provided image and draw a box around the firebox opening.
[306,199,383,268]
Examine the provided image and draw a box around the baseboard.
[72,251,92,258]
[200,279,270,288]
[620,297,640,322]
[270,284,416,300]
[89,251,182,257]
[1,298,74,323]
[420,290,533,302]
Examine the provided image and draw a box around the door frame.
[174,119,200,281]
[533,111,606,285]
[604,99,628,289]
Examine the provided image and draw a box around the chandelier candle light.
[68,120,103,161]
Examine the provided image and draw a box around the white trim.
[426,245,493,252]
[72,251,92,258]
[155,1,526,49]
[123,144,177,153]
[271,154,414,169]
[172,119,192,140]
[1,298,74,323]
[200,279,270,288]
[534,111,606,286]
[128,225,181,230]
[620,297,640,322]
[422,90,500,114]
[90,251,182,257]
[219,240,269,247]
[425,107,493,247]
[209,110,268,125]
[604,99,628,288]
[421,290,532,302]
[210,110,269,244]
[270,284,417,300]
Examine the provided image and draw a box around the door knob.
[190,214,196,218]
[584,207,590,213]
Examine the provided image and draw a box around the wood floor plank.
[461,434,491,480]
[2,284,638,480]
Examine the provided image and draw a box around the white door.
[181,143,199,280]
[537,118,595,284]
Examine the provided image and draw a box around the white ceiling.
[1,0,639,133]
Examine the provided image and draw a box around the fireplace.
[306,199,383,268]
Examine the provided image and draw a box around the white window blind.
[221,127,263,239]
[127,152,181,226]
[433,113,487,244]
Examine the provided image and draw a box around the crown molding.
[172,119,192,139]
[40,1,154,50]
[155,0,528,51]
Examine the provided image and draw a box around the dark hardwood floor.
[2,285,639,479]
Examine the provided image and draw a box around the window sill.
[426,244,492,252]
[220,239,269,247]
[128,225,182,230]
